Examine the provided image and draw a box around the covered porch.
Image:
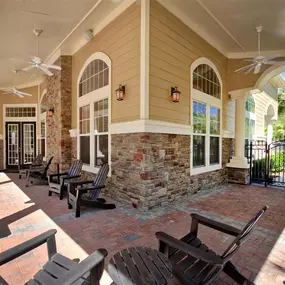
[0,172,284,285]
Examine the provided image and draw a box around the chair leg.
[48,190,52,196]
[59,186,64,200]
[223,261,256,285]
[75,201,80,218]
[75,191,81,218]
[90,259,105,285]
[25,173,30,187]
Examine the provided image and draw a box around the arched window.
[245,95,256,140]
[77,53,111,173]
[193,64,221,99]
[191,58,222,175]
[79,59,109,97]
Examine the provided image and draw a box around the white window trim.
[77,52,111,174]
[3,104,38,169]
[39,112,47,161]
[245,95,256,140]
[190,58,223,176]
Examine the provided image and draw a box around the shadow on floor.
[0,204,38,238]
[0,180,12,186]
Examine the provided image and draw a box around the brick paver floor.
[0,172,285,285]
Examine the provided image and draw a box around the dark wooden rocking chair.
[67,164,116,218]
[156,205,268,285]
[25,156,53,187]
[0,229,107,285]
[48,159,83,200]
[18,153,44,179]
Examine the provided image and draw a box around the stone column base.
[227,167,250,184]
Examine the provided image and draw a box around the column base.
[227,156,249,169]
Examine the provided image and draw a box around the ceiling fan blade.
[254,64,262,74]
[41,63,62,70]
[32,56,42,64]
[15,93,24,98]
[264,55,280,61]
[1,91,12,95]
[15,90,32,96]
[39,66,54,76]
[243,59,255,62]
[264,60,285,66]
[244,65,256,74]
[22,65,35,72]
[235,63,255,73]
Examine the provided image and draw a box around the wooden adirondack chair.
[67,164,116,218]
[0,229,107,285]
[18,153,43,179]
[48,159,83,200]
[25,156,53,187]
[156,206,268,285]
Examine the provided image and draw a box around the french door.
[5,122,36,169]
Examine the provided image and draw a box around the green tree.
[278,92,285,115]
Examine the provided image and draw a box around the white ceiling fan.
[0,70,32,98]
[235,26,285,75]
[22,29,61,77]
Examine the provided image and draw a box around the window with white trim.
[77,54,110,172]
[191,61,222,174]
[245,95,256,141]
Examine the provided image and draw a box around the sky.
[281,72,285,80]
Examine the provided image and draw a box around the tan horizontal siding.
[72,4,140,128]
[149,0,228,127]
[253,93,278,137]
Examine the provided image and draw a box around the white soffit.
[157,0,285,59]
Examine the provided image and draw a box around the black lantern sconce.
[171,86,181,103]
[115,84,125,101]
[48,108,54,117]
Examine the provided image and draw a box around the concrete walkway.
[0,172,284,284]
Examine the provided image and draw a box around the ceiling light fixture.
[85,29,94,41]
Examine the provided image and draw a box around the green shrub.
[270,151,285,172]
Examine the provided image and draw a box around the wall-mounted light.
[171,86,181,103]
[47,108,54,117]
[85,29,93,41]
[115,84,125,101]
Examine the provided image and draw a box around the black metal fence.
[246,140,285,188]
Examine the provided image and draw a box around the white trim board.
[109,119,193,135]
[140,0,150,119]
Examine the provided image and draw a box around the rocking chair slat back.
[33,154,43,166]
[42,156,54,178]
[67,160,83,177]
[221,205,268,261]
[86,164,109,200]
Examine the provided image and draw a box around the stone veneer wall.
[70,133,234,209]
[106,134,234,209]
[228,168,250,184]
[0,139,3,170]
[40,56,72,172]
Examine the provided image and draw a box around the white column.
[267,124,273,144]
[227,90,249,169]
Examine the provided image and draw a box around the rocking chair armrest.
[190,214,241,237]
[31,163,43,167]
[61,175,81,180]
[156,232,224,266]
[77,185,105,191]
[28,167,46,173]
[57,249,108,285]
[68,179,94,186]
[0,229,57,266]
[48,172,68,178]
